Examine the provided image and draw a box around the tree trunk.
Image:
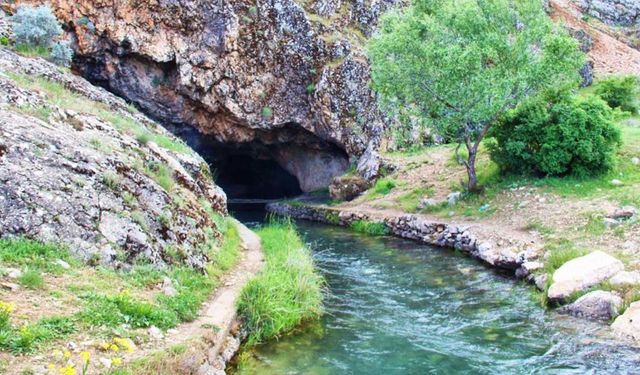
[466,144,479,192]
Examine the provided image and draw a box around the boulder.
[609,271,640,287]
[447,192,462,206]
[632,157,639,165]
[328,175,370,201]
[612,302,640,342]
[560,290,622,320]
[417,198,438,210]
[607,206,637,220]
[547,251,624,302]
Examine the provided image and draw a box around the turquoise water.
[234,214,640,374]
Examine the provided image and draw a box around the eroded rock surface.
[547,251,624,302]
[0,49,227,268]
[579,0,640,26]
[612,301,640,342]
[23,0,400,191]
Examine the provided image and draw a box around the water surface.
[234,212,640,374]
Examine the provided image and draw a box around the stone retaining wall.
[267,202,543,276]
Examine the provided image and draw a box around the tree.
[367,0,584,191]
[11,5,62,47]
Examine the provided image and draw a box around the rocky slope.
[0,48,227,268]
[21,0,401,192]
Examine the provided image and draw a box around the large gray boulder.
[610,271,640,287]
[560,290,622,320]
[547,251,624,302]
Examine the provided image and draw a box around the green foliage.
[594,75,639,114]
[395,187,435,212]
[368,0,584,190]
[0,238,74,272]
[136,132,151,145]
[78,292,179,330]
[489,92,621,177]
[18,269,44,290]
[0,315,75,354]
[146,161,174,192]
[238,218,324,345]
[50,41,73,67]
[102,170,121,190]
[350,220,389,236]
[0,36,9,46]
[212,221,240,271]
[11,5,62,47]
[369,178,396,196]
[261,106,273,119]
[306,83,315,94]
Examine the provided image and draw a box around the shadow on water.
[231,209,640,375]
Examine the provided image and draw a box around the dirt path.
[128,219,263,363]
[550,0,640,75]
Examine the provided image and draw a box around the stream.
[233,210,640,374]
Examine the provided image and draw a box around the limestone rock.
[417,198,438,210]
[36,0,400,191]
[579,0,640,27]
[547,251,624,302]
[631,157,639,165]
[447,192,462,206]
[0,49,227,269]
[161,276,178,297]
[612,301,640,342]
[328,175,370,201]
[610,271,640,286]
[5,268,22,279]
[560,290,622,320]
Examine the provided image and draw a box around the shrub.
[50,40,73,67]
[594,75,639,114]
[489,92,621,178]
[11,5,62,47]
[261,106,273,119]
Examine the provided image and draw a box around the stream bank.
[231,216,640,374]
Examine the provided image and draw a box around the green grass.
[0,315,75,354]
[237,218,324,345]
[0,238,75,273]
[395,187,435,212]
[350,220,389,236]
[364,178,397,199]
[14,44,50,59]
[102,170,121,190]
[18,269,44,290]
[145,161,174,192]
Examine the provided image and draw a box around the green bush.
[350,220,389,236]
[11,5,62,47]
[50,40,73,67]
[489,92,621,178]
[594,75,639,114]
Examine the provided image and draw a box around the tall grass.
[237,218,324,345]
[350,220,389,236]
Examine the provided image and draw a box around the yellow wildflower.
[47,363,56,370]
[100,342,110,350]
[0,301,14,314]
[112,357,122,366]
[63,350,72,359]
[53,349,63,358]
[110,344,119,352]
[81,351,90,362]
[115,338,134,353]
[58,366,76,375]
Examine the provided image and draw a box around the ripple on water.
[232,220,640,375]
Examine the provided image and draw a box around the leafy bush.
[50,40,73,67]
[11,5,62,47]
[489,92,621,177]
[594,75,639,114]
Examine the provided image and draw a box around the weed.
[261,106,273,119]
[131,211,148,231]
[350,220,389,236]
[18,269,44,289]
[102,171,121,190]
[145,161,174,192]
[136,132,151,146]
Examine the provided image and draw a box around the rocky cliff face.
[579,0,640,26]
[30,0,400,192]
[0,48,227,269]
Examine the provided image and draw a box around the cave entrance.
[181,131,302,201]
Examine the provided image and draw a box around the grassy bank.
[237,218,324,346]
[0,218,241,373]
